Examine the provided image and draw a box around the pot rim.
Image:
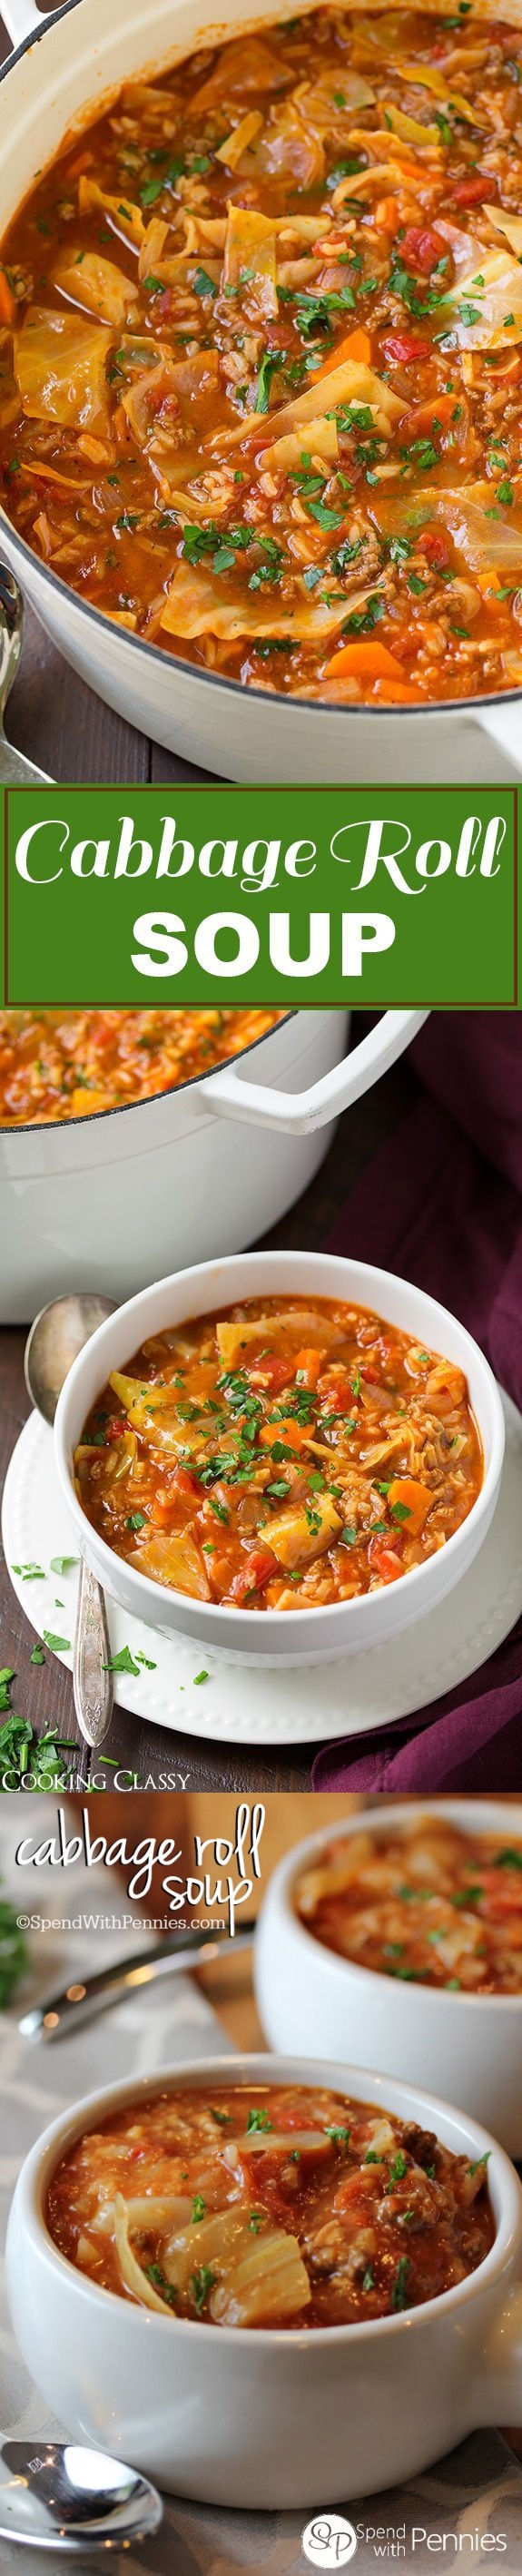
[0,1008,296,1136]
[1,3,522,731]
[54,1245,506,1637]
[271,1797,522,2012]
[15,2047,522,2345]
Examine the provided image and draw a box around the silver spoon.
[0,565,51,783]
[0,2439,163,2554]
[25,1295,117,1762]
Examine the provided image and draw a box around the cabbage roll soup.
[0,1008,281,1124]
[46,2081,495,2325]
[74,1294,483,1609]
[3,7,522,708]
[296,1818,522,1991]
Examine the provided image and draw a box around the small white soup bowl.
[255,1803,522,2155]
[54,1249,505,1668]
[5,2052,522,2510]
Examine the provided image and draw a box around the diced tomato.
[401,390,455,439]
[401,226,445,274]
[477,1869,522,1919]
[334,2170,379,2214]
[451,173,497,207]
[228,1546,279,1604]
[106,1419,126,1441]
[172,1463,199,1500]
[418,529,451,569]
[382,331,429,366]
[369,1536,405,1582]
[247,1352,290,1394]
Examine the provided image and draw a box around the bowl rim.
[1,4,522,730]
[15,2048,522,2346]
[269,1796,522,2012]
[54,1246,506,1634]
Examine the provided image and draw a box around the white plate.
[3,1394,522,1748]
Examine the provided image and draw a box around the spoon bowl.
[0,2440,163,2553]
[0,565,50,785]
[25,1293,117,1427]
[24,1292,117,1753]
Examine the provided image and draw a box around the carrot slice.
[477,568,505,600]
[0,267,16,327]
[316,326,371,379]
[373,196,399,234]
[372,677,426,703]
[259,1417,309,1451]
[325,638,403,680]
[294,1346,322,1390]
[388,1476,432,1537]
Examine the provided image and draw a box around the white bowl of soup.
[54,1248,505,1667]
[255,1804,522,2152]
[6,2051,522,2507]
[0,0,521,786]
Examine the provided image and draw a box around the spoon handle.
[0,564,50,782]
[74,1558,113,1748]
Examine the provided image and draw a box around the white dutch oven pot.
[6,2051,522,2508]
[255,1800,522,2155]
[1,0,522,784]
[0,1008,426,1318]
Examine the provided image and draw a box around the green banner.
[2,782,518,1006]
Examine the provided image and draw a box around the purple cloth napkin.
[311,1013,522,1794]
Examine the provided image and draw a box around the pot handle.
[200,1008,428,1136]
[474,2279,522,2426]
[2,0,44,40]
[475,702,522,773]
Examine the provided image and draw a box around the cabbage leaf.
[14,307,111,431]
[54,251,137,329]
[223,206,279,318]
[161,559,384,641]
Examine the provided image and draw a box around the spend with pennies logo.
[302,2515,359,2566]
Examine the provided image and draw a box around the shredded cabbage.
[14,307,111,431]
[443,246,522,348]
[223,206,279,318]
[263,413,339,470]
[54,252,137,329]
[161,559,383,642]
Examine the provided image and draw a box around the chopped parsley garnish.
[343,594,385,636]
[391,2256,411,2312]
[256,347,285,412]
[192,267,218,298]
[190,2265,216,2314]
[388,2151,409,2189]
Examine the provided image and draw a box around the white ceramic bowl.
[6,2050,522,2509]
[54,1248,506,1667]
[0,0,520,784]
[255,1800,522,2155]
